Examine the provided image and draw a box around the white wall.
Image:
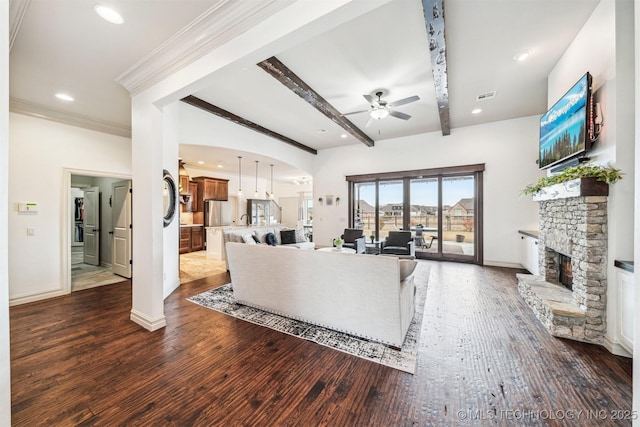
[634,0,640,417]
[1,1,11,422]
[548,0,635,356]
[312,115,542,267]
[179,103,316,180]
[9,113,131,304]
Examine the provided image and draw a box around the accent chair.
[381,231,415,256]
[341,228,366,254]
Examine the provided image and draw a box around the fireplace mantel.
[532,177,609,202]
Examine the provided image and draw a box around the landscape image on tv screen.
[539,73,590,169]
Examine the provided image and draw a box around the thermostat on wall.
[18,203,38,212]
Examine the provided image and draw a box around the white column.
[0,0,12,423]
[130,97,166,330]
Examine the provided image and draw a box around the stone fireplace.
[517,178,608,344]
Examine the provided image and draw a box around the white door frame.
[62,168,132,295]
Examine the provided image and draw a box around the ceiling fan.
[342,91,420,127]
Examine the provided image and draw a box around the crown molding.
[9,0,31,52]
[10,98,132,138]
[116,0,296,96]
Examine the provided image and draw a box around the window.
[347,164,484,264]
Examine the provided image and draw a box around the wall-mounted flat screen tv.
[539,72,592,170]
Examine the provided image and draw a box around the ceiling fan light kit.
[370,108,389,120]
[343,91,419,126]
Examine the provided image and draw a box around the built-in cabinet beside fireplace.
[518,230,539,275]
[616,261,634,354]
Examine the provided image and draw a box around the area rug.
[187,262,430,374]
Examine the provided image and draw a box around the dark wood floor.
[11,261,632,426]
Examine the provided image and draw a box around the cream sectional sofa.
[226,242,417,347]
[222,225,314,268]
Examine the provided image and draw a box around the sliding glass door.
[442,175,475,257]
[409,177,439,254]
[348,165,483,264]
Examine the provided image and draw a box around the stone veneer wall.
[518,194,607,344]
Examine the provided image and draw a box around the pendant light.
[237,156,242,197]
[254,160,259,198]
[269,164,274,199]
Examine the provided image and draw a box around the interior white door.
[83,187,100,266]
[112,180,132,278]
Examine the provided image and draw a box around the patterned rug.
[187,263,430,374]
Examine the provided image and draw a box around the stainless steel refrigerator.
[204,200,232,227]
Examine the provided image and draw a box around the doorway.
[67,171,132,292]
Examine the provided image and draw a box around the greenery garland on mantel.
[521,164,623,196]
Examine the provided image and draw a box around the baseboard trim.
[484,260,525,269]
[9,288,67,306]
[164,279,180,300]
[603,335,633,358]
[130,309,166,331]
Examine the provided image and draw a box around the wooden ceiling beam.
[180,95,317,155]
[258,56,375,148]
[421,0,451,136]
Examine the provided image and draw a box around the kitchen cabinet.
[180,181,200,213]
[180,227,192,254]
[179,225,204,253]
[188,182,199,212]
[193,177,228,201]
[191,226,204,251]
[179,175,190,195]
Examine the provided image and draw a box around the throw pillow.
[280,229,296,245]
[265,232,277,246]
[399,259,418,281]
[242,233,257,245]
[295,226,306,243]
[254,229,273,244]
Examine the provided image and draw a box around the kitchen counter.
[180,224,204,227]
[518,230,539,239]
[614,260,634,273]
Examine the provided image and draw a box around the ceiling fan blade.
[341,109,370,116]
[365,116,374,128]
[388,95,420,108]
[363,94,377,105]
[389,110,411,120]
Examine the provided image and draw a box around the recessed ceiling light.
[55,93,74,102]
[197,161,204,165]
[94,5,124,25]
[217,161,224,168]
[340,134,347,139]
[472,108,482,114]
[513,50,530,62]
[316,129,327,134]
